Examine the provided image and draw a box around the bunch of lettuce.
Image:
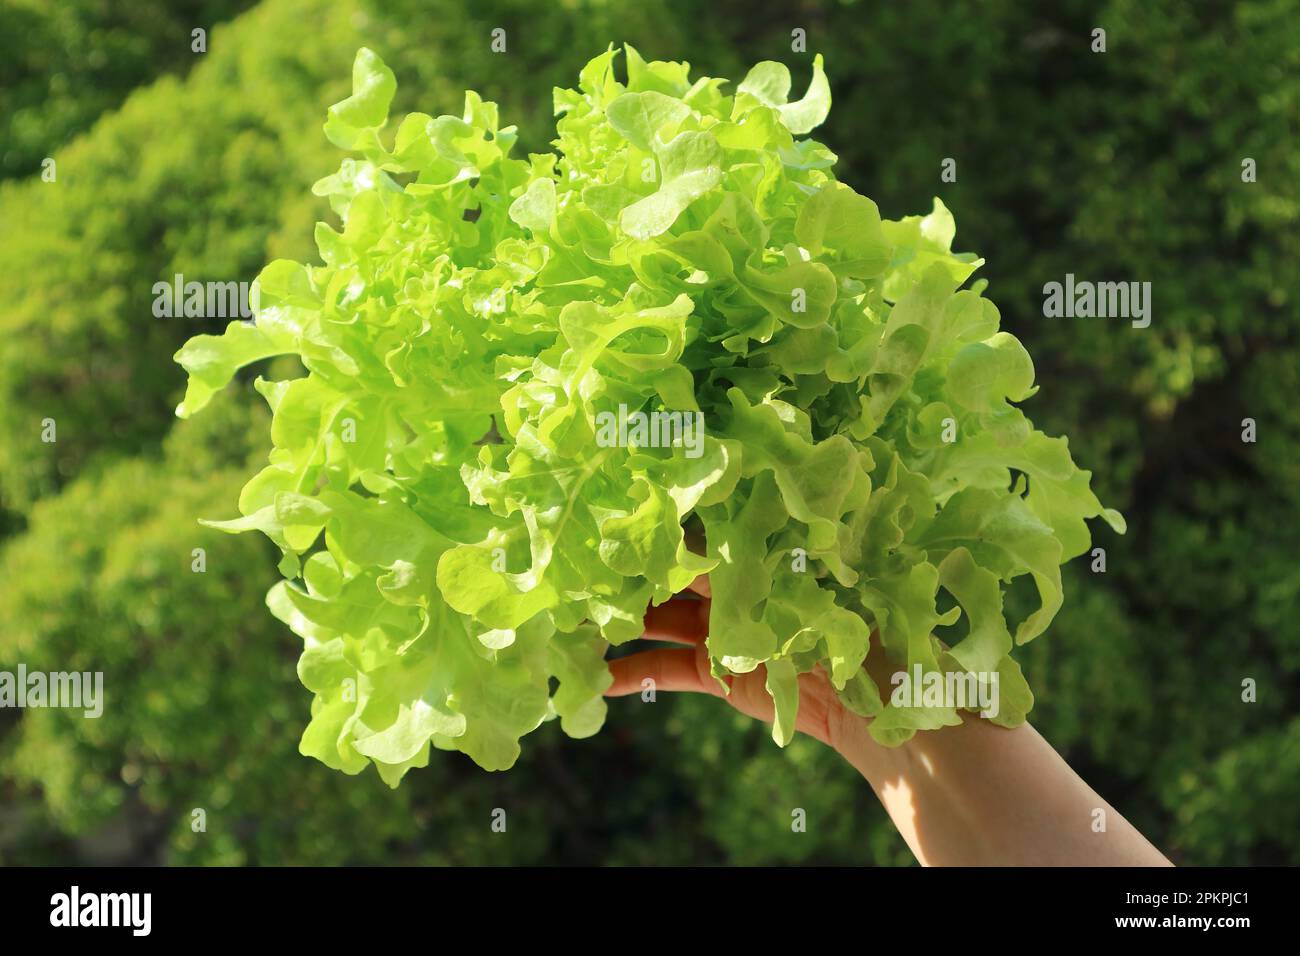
[175,46,1123,783]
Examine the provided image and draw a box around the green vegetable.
[174,45,1122,782]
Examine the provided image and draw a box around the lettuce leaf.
[175,45,1121,779]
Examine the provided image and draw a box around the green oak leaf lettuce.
[174,46,1122,782]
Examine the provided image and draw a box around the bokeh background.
[1,0,1297,865]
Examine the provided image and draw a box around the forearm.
[832,709,1173,866]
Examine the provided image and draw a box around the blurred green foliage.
[1,0,1295,865]
[0,0,258,180]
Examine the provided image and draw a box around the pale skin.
[606,576,1172,867]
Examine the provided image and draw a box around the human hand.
[605,576,1173,867]
[604,575,856,750]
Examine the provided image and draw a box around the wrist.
[827,694,906,784]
